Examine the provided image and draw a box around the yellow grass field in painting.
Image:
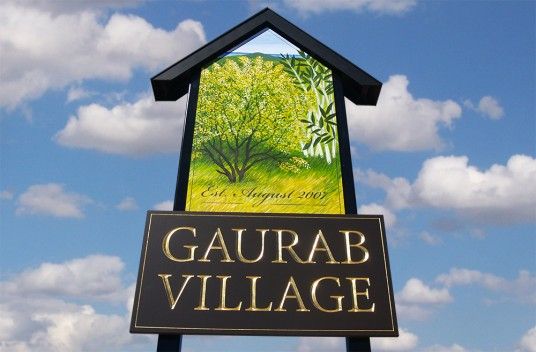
[185,159,345,214]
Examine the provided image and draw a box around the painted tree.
[281,51,338,164]
[194,56,309,183]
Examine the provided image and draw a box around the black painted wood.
[156,334,182,352]
[151,8,381,106]
[333,72,357,215]
[172,70,201,212]
[334,73,372,352]
[156,71,202,352]
[153,22,378,352]
[346,336,371,352]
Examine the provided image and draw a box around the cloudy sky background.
[1,1,534,351]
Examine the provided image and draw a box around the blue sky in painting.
[229,29,301,56]
[0,1,534,351]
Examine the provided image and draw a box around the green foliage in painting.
[194,56,309,183]
[187,48,344,214]
[280,50,337,164]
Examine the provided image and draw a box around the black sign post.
[132,8,396,351]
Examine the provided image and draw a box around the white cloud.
[297,337,343,352]
[436,268,504,289]
[0,255,127,302]
[55,95,187,155]
[153,200,174,211]
[66,86,95,103]
[284,0,417,15]
[395,278,452,321]
[424,344,467,352]
[395,303,433,321]
[0,190,14,200]
[0,255,153,352]
[371,328,418,351]
[436,268,536,304]
[414,155,536,223]
[6,0,142,15]
[346,75,462,151]
[21,305,130,351]
[398,278,452,305]
[0,3,205,108]
[356,169,412,209]
[464,96,504,119]
[16,183,91,218]
[419,231,442,245]
[359,154,536,224]
[358,202,397,229]
[477,96,504,119]
[116,196,138,211]
[518,325,536,352]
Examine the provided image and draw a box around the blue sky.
[0,1,534,351]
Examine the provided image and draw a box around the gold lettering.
[158,274,194,310]
[194,275,211,311]
[271,229,305,264]
[340,230,369,264]
[215,276,242,311]
[311,277,343,313]
[162,227,197,262]
[275,276,310,312]
[235,229,267,263]
[199,228,235,262]
[347,277,375,312]
[246,276,273,311]
[306,230,339,264]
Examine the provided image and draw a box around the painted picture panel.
[185,29,344,214]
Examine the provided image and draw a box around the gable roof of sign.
[151,8,382,106]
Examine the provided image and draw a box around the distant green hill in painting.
[217,52,282,64]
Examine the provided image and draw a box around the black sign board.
[131,212,397,337]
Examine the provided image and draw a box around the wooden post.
[156,334,182,352]
[333,74,373,352]
[155,72,201,352]
[346,337,371,352]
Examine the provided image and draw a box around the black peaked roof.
[151,8,382,106]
